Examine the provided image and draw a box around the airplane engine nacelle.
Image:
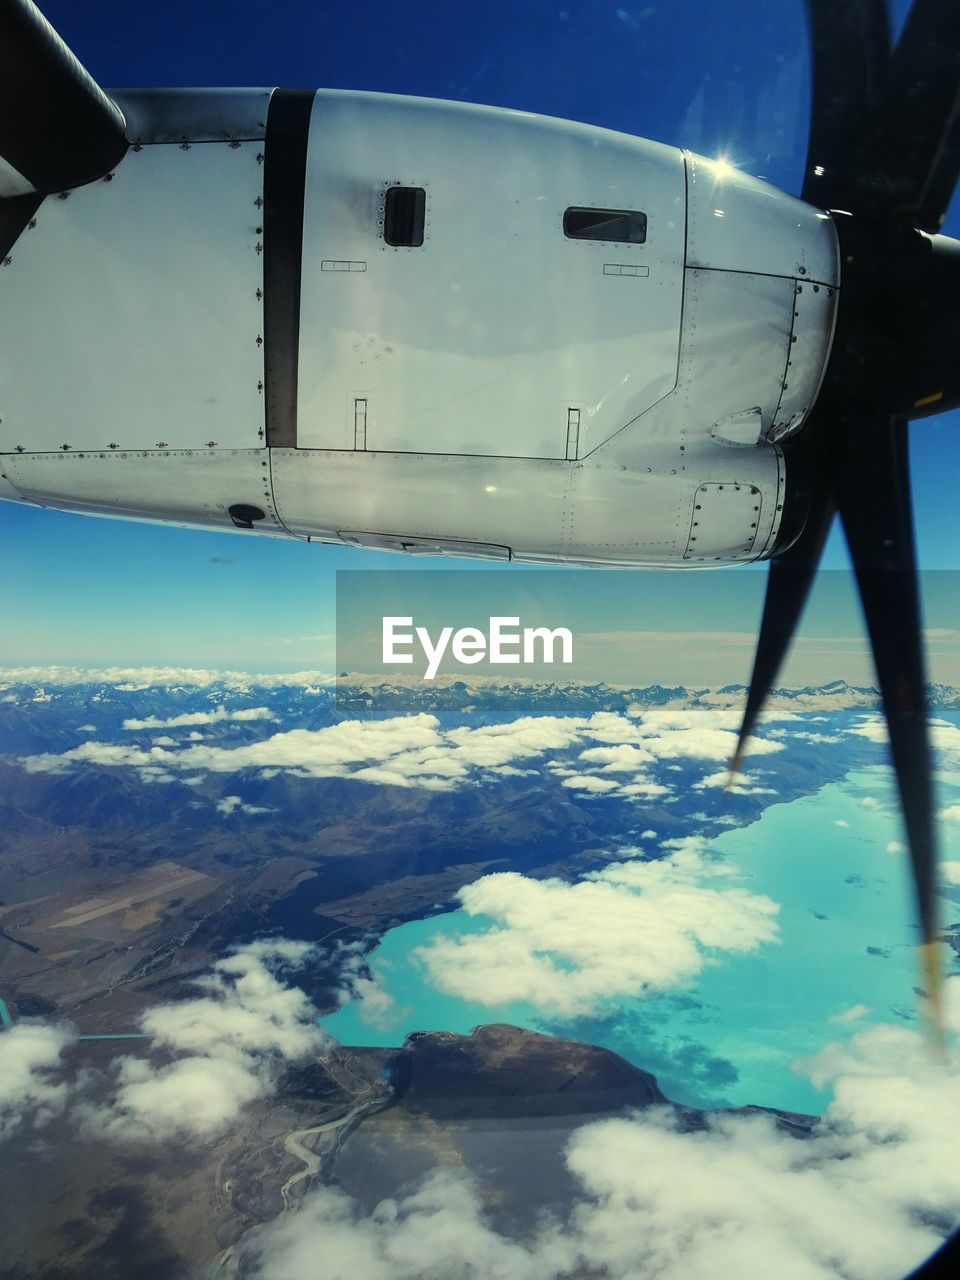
[0,87,839,566]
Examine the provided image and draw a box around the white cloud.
[239,985,960,1280]
[413,842,779,1018]
[695,769,776,796]
[0,1022,76,1139]
[560,775,621,795]
[943,862,960,886]
[886,841,905,854]
[336,944,410,1032]
[123,706,276,731]
[89,941,325,1142]
[18,704,784,800]
[828,1003,871,1025]
[0,666,333,690]
[216,795,273,817]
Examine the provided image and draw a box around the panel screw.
[206,441,218,448]
[256,335,263,347]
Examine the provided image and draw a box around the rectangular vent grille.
[384,186,426,247]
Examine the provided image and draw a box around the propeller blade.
[0,0,128,194]
[855,0,960,231]
[832,415,941,1010]
[730,474,835,777]
[801,0,891,207]
[803,0,960,231]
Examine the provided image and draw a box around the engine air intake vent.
[384,186,426,246]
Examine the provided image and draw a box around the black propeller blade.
[802,0,890,205]
[733,0,960,1028]
[803,0,960,229]
[729,477,834,777]
[731,416,941,1014]
[833,417,940,1003]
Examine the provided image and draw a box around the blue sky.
[3,0,957,673]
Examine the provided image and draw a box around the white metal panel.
[587,268,801,461]
[297,91,685,458]
[561,267,794,563]
[683,481,763,561]
[272,447,571,560]
[685,153,839,284]
[0,465,26,502]
[1,449,290,536]
[769,278,838,441]
[0,143,265,455]
[111,89,273,143]
[339,532,511,559]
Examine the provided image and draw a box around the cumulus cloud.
[216,795,273,817]
[696,769,777,796]
[852,715,960,771]
[335,943,410,1032]
[0,666,333,690]
[18,705,784,800]
[89,941,325,1142]
[0,1022,76,1139]
[238,984,960,1280]
[413,840,780,1018]
[560,775,622,795]
[123,706,276,731]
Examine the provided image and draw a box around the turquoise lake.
[322,767,960,1116]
